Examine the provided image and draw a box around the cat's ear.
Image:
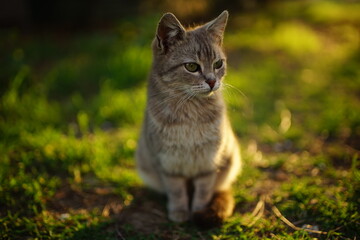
[156,13,186,53]
[204,10,228,45]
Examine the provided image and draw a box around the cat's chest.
[149,110,222,147]
[148,113,224,177]
[156,124,221,176]
[148,97,223,142]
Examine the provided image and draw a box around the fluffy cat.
[136,10,241,228]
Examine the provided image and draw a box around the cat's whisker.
[173,91,194,114]
[221,85,238,102]
[148,86,187,98]
[150,90,192,120]
[149,94,178,111]
[222,83,248,100]
[180,90,196,105]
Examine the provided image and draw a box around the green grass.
[1,1,360,239]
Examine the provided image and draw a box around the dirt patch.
[117,191,168,235]
[47,180,172,237]
[47,181,123,217]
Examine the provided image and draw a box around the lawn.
[1,1,359,239]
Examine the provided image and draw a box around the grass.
[1,1,359,239]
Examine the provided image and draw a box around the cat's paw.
[169,210,190,223]
[192,208,224,229]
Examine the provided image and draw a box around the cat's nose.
[206,79,216,89]
[205,73,216,89]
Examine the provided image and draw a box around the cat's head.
[152,11,228,97]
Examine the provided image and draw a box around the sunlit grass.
[1,1,360,239]
[305,0,360,23]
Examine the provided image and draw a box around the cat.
[135,10,241,228]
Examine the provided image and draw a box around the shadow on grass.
[48,184,168,240]
[115,187,169,239]
[62,184,213,240]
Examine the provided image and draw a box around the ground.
[0,1,359,239]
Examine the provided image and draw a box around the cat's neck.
[147,79,224,125]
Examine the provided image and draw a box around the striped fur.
[136,11,241,227]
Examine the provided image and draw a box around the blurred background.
[0,0,284,29]
[0,0,359,239]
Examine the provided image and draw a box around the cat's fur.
[136,11,241,228]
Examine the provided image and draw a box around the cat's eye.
[184,62,200,72]
[214,59,223,69]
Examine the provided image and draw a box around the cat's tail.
[192,190,235,229]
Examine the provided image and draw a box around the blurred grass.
[1,1,360,239]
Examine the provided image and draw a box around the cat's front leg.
[191,172,217,212]
[161,174,190,222]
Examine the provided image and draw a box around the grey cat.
[136,10,241,228]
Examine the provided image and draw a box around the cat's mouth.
[190,84,220,97]
[198,89,216,97]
